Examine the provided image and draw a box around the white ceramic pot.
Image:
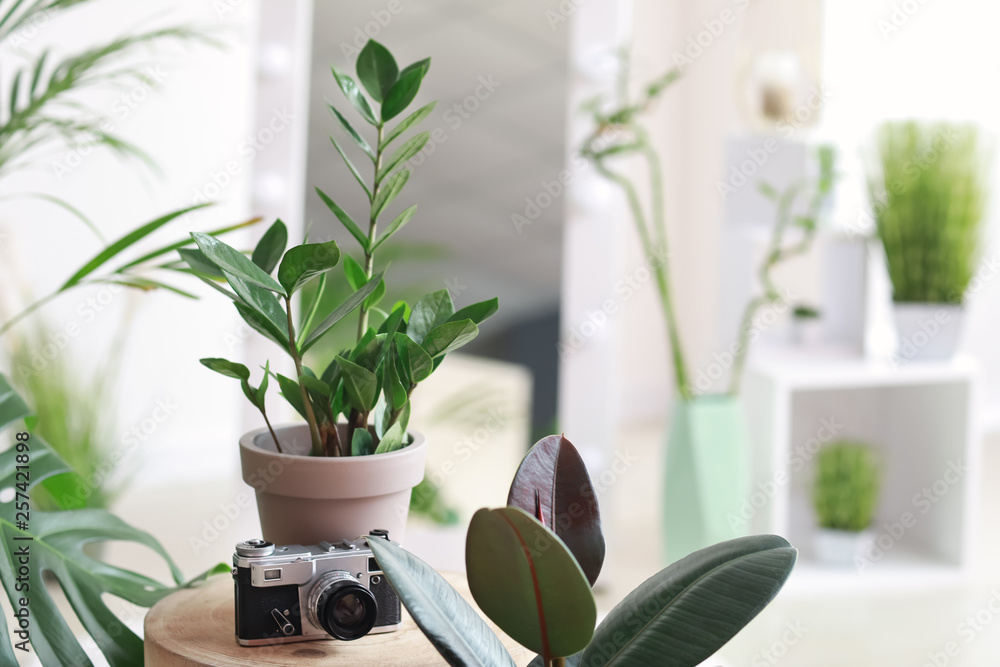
[790,318,823,346]
[814,528,873,568]
[892,303,964,362]
[239,423,427,546]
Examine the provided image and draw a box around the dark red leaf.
[506,434,605,585]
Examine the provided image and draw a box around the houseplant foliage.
[0,0,229,338]
[867,120,988,305]
[187,39,497,458]
[368,434,798,667]
[812,440,881,567]
[813,440,881,532]
[0,374,226,665]
[581,57,834,561]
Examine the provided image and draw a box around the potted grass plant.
[812,440,881,568]
[184,40,497,546]
[867,120,990,361]
[581,58,835,563]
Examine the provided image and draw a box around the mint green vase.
[663,395,750,563]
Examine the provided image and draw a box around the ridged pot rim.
[239,422,426,463]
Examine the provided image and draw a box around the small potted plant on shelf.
[812,440,881,568]
[182,40,497,546]
[790,304,822,346]
[580,57,836,562]
[867,120,990,361]
[368,434,799,667]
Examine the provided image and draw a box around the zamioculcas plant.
[0,374,227,664]
[368,434,798,667]
[185,39,498,458]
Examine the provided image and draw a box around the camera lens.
[332,593,366,627]
[313,574,377,640]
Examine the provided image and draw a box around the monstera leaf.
[0,374,223,666]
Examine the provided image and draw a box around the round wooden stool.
[144,571,533,666]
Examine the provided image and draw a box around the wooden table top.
[144,571,534,666]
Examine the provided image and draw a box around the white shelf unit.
[742,350,980,592]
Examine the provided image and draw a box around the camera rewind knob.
[236,539,275,557]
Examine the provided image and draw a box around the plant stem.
[284,297,324,456]
[553,658,566,667]
[260,409,283,454]
[357,123,385,342]
[593,157,692,400]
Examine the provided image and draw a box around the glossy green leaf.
[356,39,398,102]
[507,435,605,586]
[177,247,225,279]
[374,421,405,454]
[364,276,386,310]
[378,132,429,182]
[408,289,455,343]
[192,232,286,295]
[328,136,373,202]
[382,59,430,122]
[256,362,271,406]
[382,344,408,411]
[395,332,433,383]
[277,240,341,294]
[352,427,375,456]
[329,104,375,160]
[580,535,797,666]
[372,204,417,252]
[61,204,210,290]
[332,66,377,126]
[343,253,367,291]
[299,374,332,398]
[299,273,385,352]
[275,373,307,420]
[234,301,290,350]
[368,536,516,667]
[199,357,250,380]
[372,168,410,219]
[449,297,499,326]
[466,507,596,659]
[335,355,378,412]
[384,101,436,146]
[251,219,288,274]
[422,319,478,358]
[224,270,288,339]
[316,187,369,251]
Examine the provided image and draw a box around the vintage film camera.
[233,530,401,645]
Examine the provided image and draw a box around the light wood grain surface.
[144,571,534,666]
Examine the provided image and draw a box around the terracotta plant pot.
[239,423,427,546]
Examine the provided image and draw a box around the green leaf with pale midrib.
[580,535,797,666]
[368,537,516,667]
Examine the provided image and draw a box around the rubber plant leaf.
[579,535,797,666]
[368,535,516,667]
[506,434,605,586]
[466,506,596,660]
